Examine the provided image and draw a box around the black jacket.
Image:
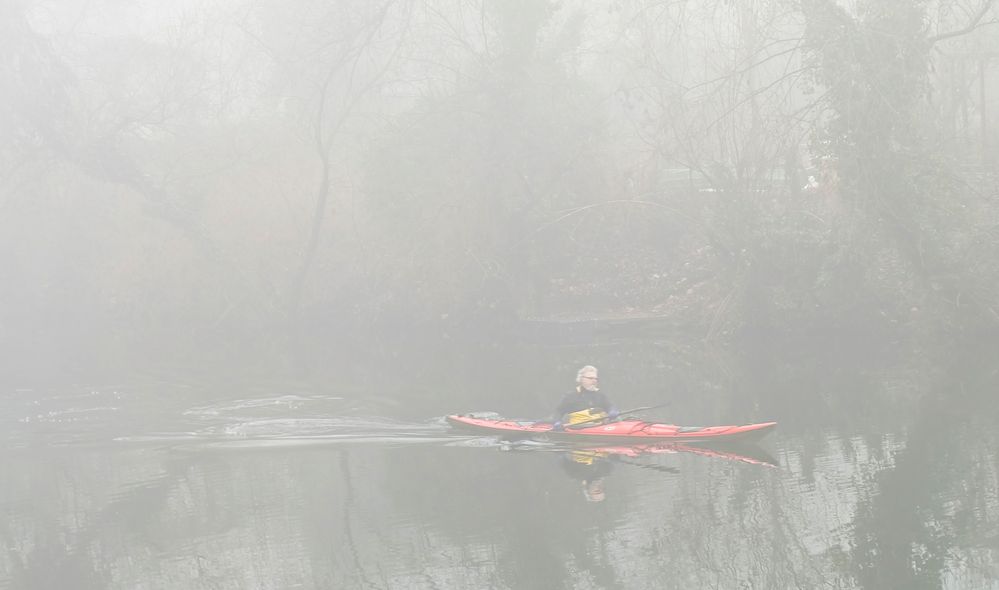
[555,387,616,420]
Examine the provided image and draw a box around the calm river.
[2,336,997,589]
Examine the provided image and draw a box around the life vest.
[567,407,608,425]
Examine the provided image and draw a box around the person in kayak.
[552,365,619,431]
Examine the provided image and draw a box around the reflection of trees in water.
[2,451,194,589]
[847,360,999,590]
[0,435,992,589]
[1,358,997,588]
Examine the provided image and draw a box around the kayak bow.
[446,415,777,444]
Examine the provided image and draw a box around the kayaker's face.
[579,372,599,391]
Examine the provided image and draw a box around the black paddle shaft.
[617,403,671,416]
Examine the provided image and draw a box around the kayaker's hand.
[552,421,564,431]
[608,409,619,420]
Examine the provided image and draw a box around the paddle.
[564,402,672,430]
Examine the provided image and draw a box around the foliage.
[356,5,611,322]
[2,0,999,380]
[802,0,999,332]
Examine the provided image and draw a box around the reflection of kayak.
[498,439,777,468]
[586,442,778,467]
[446,415,777,444]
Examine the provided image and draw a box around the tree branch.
[928,0,997,45]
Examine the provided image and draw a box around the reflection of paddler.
[569,449,607,466]
[582,479,605,502]
[561,449,614,502]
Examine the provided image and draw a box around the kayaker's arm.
[606,398,619,420]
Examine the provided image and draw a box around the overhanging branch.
[928,0,997,45]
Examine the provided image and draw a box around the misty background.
[2,1,999,588]
[4,0,997,386]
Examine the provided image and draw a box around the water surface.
[2,340,996,589]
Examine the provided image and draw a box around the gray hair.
[576,365,598,383]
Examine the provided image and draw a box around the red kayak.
[446,414,777,444]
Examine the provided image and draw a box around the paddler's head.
[582,478,606,502]
[576,365,599,392]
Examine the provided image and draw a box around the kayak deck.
[446,415,777,443]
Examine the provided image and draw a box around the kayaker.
[552,365,619,431]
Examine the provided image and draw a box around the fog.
[2,1,999,589]
[2,0,993,381]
